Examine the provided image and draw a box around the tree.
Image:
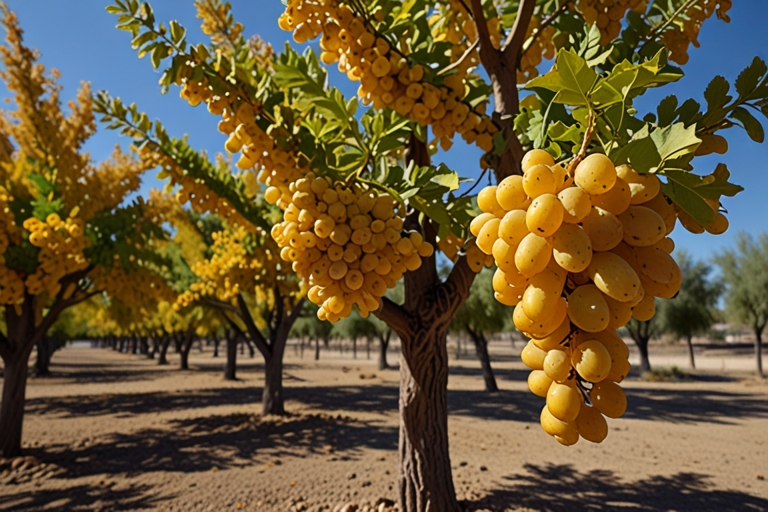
[99,0,766,509]
[0,7,169,458]
[626,316,659,373]
[452,268,513,392]
[715,232,768,377]
[658,251,723,369]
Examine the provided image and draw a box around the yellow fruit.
[528,370,553,398]
[540,405,577,437]
[496,175,530,210]
[574,154,617,195]
[619,206,666,247]
[543,348,572,382]
[590,380,626,418]
[575,405,608,443]
[590,177,631,215]
[552,224,592,273]
[567,284,610,333]
[526,194,564,237]
[587,251,641,302]
[632,292,656,321]
[558,187,591,223]
[521,339,547,370]
[522,270,564,322]
[554,428,580,446]
[515,233,552,278]
[706,212,729,235]
[498,209,529,246]
[478,186,506,217]
[616,164,660,204]
[531,316,572,351]
[470,212,497,237]
[523,164,557,198]
[582,207,624,251]
[522,149,555,172]
[514,297,567,338]
[571,339,612,382]
[476,218,501,255]
[546,380,582,422]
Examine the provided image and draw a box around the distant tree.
[658,252,723,369]
[714,233,768,377]
[626,316,660,374]
[452,268,513,392]
[291,305,334,361]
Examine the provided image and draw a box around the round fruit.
[571,339,612,382]
[574,154,617,195]
[590,380,627,418]
[575,405,608,443]
[546,380,582,422]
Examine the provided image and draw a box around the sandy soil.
[0,339,767,512]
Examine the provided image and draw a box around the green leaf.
[703,75,730,111]
[169,20,185,44]
[735,56,768,98]
[526,49,598,106]
[651,123,701,163]
[657,95,678,126]
[730,106,765,142]
[661,164,743,224]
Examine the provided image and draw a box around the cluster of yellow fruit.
[0,189,25,303]
[575,0,647,46]
[269,173,433,321]
[437,232,494,273]
[176,226,295,309]
[278,0,499,154]
[22,213,89,298]
[92,263,175,310]
[518,16,557,83]
[660,0,732,64]
[176,71,306,211]
[471,148,719,444]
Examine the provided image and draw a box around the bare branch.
[374,297,412,338]
[470,0,501,74]
[501,0,537,68]
[236,293,271,360]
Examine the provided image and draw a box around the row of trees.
[2,0,767,510]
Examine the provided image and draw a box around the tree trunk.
[34,337,52,377]
[131,335,138,354]
[212,338,220,358]
[636,337,651,373]
[179,334,194,370]
[366,338,371,359]
[0,352,31,458]
[262,353,285,416]
[755,327,764,378]
[148,337,157,359]
[314,338,320,360]
[225,331,238,381]
[398,324,461,512]
[378,332,390,371]
[468,329,499,393]
[353,337,357,359]
[686,334,696,370]
[139,336,149,355]
[158,337,170,365]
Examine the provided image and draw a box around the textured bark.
[34,338,52,377]
[755,328,764,378]
[378,332,391,370]
[636,338,651,373]
[0,353,30,458]
[686,334,696,370]
[225,331,238,381]
[179,333,194,370]
[262,353,285,416]
[314,338,320,360]
[468,329,499,393]
[157,337,170,365]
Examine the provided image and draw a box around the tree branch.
[501,0,537,69]
[470,0,501,74]
[236,293,271,360]
[0,329,9,361]
[519,2,566,54]
[374,297,412,339]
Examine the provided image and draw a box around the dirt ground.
[1,339,767,512]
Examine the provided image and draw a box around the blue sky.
[2,0,767,262]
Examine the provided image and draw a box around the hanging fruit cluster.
[575,0,648,46]
[278,0,499,154]
[175,72,306,210]
[471,148,723,445]
[270,173,433,322]
[658,0,732,64]
[21,212,89,298]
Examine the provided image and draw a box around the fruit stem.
[567,107,596,176]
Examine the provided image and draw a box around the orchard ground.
[1,339,767,512]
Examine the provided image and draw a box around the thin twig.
[568,107,597,175]
[520,3,567,54]
[645,0,701,42]
[438,38,479,76]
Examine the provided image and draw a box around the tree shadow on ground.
[466,463,768,511]
[448,365,532,382]
[25,381,768,425]
[0,483,164,511]
[32,413,395,480]
[28,360,169,385]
